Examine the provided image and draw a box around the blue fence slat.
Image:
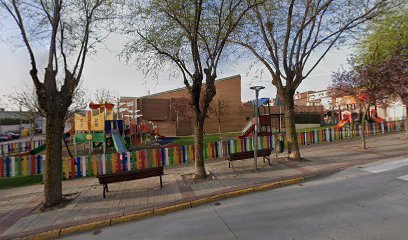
[76,157,81,177]
[5,157,10,177]
[36,155,41,174]
[161,148,165,166]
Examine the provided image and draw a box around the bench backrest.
[97,167,163,184]
[229,149,272,160]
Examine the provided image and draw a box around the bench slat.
[228,149,272,161]
[96,167,164,198]
[226,149,273,169]
[97,167,163,184]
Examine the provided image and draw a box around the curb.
[22,177,305,240]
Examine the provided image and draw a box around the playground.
[333,94,387,130]
[0,132,407,240]
[0,97,405,187]
[0,102,176,157]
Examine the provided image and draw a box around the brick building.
[120,75,246,136]
[294,91,316,106]
[120,75,325,136]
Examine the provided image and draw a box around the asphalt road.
[65,157,408,240]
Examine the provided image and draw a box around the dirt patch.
[277,157,312,163]
[31,192,80,213]
[181,171,218,185]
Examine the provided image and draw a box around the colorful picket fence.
[0,120,405,178]
[0,140,45,156]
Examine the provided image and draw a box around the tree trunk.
[361,108,367,149]
[283,95,301,160]
[43,109,65,208]
[194,115,207,179]
[218,118,222,135]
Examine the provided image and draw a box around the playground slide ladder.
[112,130,127,154]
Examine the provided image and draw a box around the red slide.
[374,117,386,123]
[155,128,166,138]
[334,119,350,129]
[238,124,255,139]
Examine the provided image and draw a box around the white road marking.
[361,158,408,173]
[397,175,408,181]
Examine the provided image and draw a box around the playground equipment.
[73,102,173,155]
[333,94,387,128]
[370,109,386,123]
[239,98,273,139]
[334,111,351,129]
[17,127,75,156]
[357,94,386,123]
[74,102,117,154]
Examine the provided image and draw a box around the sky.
[0,33,351,110]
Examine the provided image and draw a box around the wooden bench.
[226,149,272,168]
[96,167,164,198]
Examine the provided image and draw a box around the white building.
[377,99,407,121]
[307,90,335,110]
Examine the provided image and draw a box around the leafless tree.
[7,82,88,123]
[1,0,114,207]
[93,87,119,104]
[123,0,262,179]
[231,0,388,160]
[209,96,230,134]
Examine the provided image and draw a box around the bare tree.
[93,87,119,104]
[231,0,388,160]
[123,0,261,179]
[209,96,230,134]
[170,97,194,137]
[170,98,194,121]
[1,0,113,208]
[330,64,388,149]
[7,82,88,123]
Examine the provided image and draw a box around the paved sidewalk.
[0,133,407,239]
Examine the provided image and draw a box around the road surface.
[65,157,408,240]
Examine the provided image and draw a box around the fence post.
[76,157,81,177]
[127,152,131,171]
[0,157,4,177]
[122,152,127,172]
[5,156,10,177]
[11,156,16,177]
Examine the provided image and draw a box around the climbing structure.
[238,98,273,139]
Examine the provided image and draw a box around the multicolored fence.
[0,120,405,178]
[0,139,45,156]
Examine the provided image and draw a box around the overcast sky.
[0,33,351,110]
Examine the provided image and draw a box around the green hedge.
[294,113,322,124]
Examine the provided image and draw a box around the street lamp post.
[250,86,265,171]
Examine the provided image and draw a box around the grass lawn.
[173,132,241,145]
[296,125,335,132]
[172,125,336,146]
[0,175,43,190]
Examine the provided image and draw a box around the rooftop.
[121,74,241,99]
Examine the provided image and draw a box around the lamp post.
[250,85,265,170]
